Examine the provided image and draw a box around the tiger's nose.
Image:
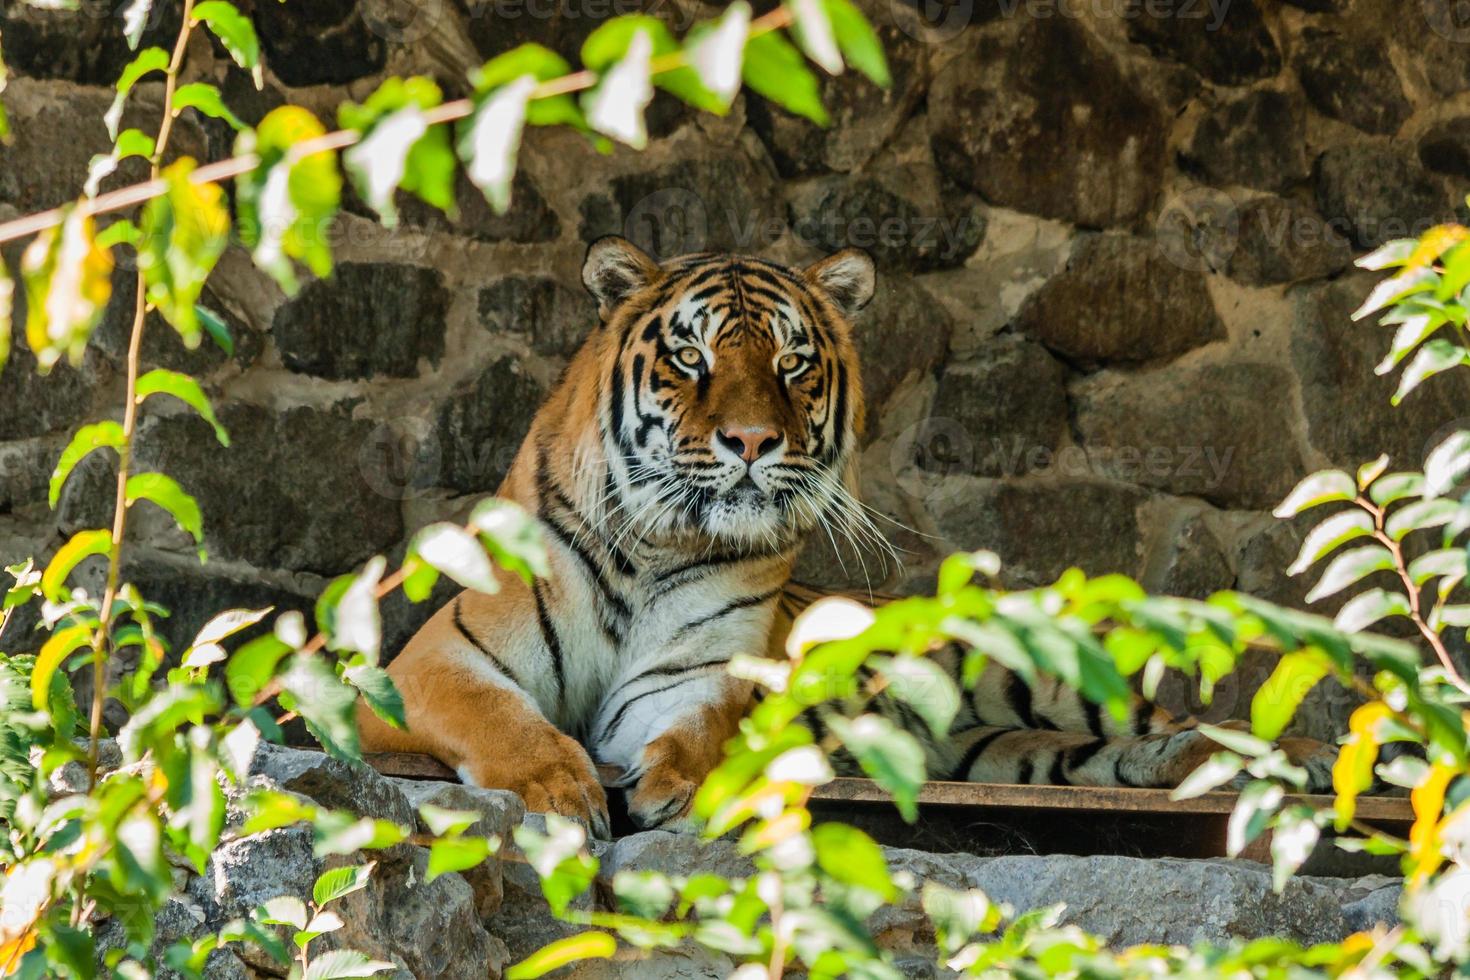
[717,426,782,464]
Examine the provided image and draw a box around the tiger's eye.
[676,347,703,368]
[778,352,803,372]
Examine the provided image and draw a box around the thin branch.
[86,0,197,789]
[0,8,793,247]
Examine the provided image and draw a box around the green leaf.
[742,30,828,126]
[470,498,550,582]
[921,882,1001,956]
[1272,470,1355,518]
[343,663,404,729]
[303,949,396,980]
[107,46,170,139]
[1425,431,1470,497]
[225,634,290,705]
[138,159,232,347]
[505,932,617,980]
[197,304,234,355]
[1369,471,1424,507]
[1409,548,1465,586]
[1285,509,1372,576]
[611,870,675,918]
[312,812,406,856]
[789,0,843,74]
[1385,498,1461,540]
[41,528,112,601]
[122,0,154,50]
[427,835,494,882]
[96,218,143,250]
[684,3,751,109]
[192,607,273,648]
[459,77,536,215]
[1197,724,1272,758]
[1303,545,1393,603]
[1392,339,1466,405]
[409,523,499,594]
[21,208,114,372]
[1170,751,1243,801]
[312,863,375,906]
[344,107,428,226]
[1227,780,1283,857]
[1270,806,1320,892]
[873,655,958,738]
[49,421,125,508]
[418,804,481,837]
[172,82,244,130]
[515,815,599,916]
[1352,266,1437,321]
[825,713,925,821]
[192,1,262,87]
[329,557,384,663]
[1334,587,1411,633]
[31,624,92,713]
[339,77,456,224]
[470,44,581,128]
[812,823,896,899]
[0,263,12,374]
[1374,311,1446,375]
[1357,453,1390,489]
[234,106,342,293]
[1356,238,1416,271]
[583,26,655,148]
[280,654,360,761]
[85,128,156,197]
[825,0,889,86]
[125,472,204,557]
[136,369,230,445]
[1251,652,1331,740]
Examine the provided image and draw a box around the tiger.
[357,236,1337,836]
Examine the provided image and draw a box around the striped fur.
[359,239,1334,835]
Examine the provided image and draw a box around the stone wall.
[4,0,1470,735]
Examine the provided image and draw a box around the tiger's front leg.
[589,662,754,831]
[358,590,610,837]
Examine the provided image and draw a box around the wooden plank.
[363,751,1411,827]
[809,777,1413,824]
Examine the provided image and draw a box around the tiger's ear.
[583,236,660,318]
[804,248,875,318]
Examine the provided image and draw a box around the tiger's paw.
[462,733,611,839]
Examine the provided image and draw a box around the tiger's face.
[582,237,875,549]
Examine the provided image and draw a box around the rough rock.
[578,154,786,258]
[788,175,985,271]
[877,850,1348,948]
[93,275,262,378]
[478,275,598,358]
[252,0,387,87]
[853,275,954,414]
[113,404,404,575]
[1073,362,1305,509]
[1293,28,1411,135]
[1419,116,1470,179]
[398,780,525,918]
[1182,89,1309,193]
[1012,234,1224,364]
[1291,272,1470,470]
[929,17,1164,228]
[438,356,546,494]
[0,4,183,85]
[918,334,1067,479]
[273,263,449,380]
[746,10,928,177]
[930,478,1148,587]
[1314,144,1451,249]
[1125,0,1280,86]
[1145,510,1235,599]
[1214,196,1352,286]
[0,346,109,441]
[345,171,562,245]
